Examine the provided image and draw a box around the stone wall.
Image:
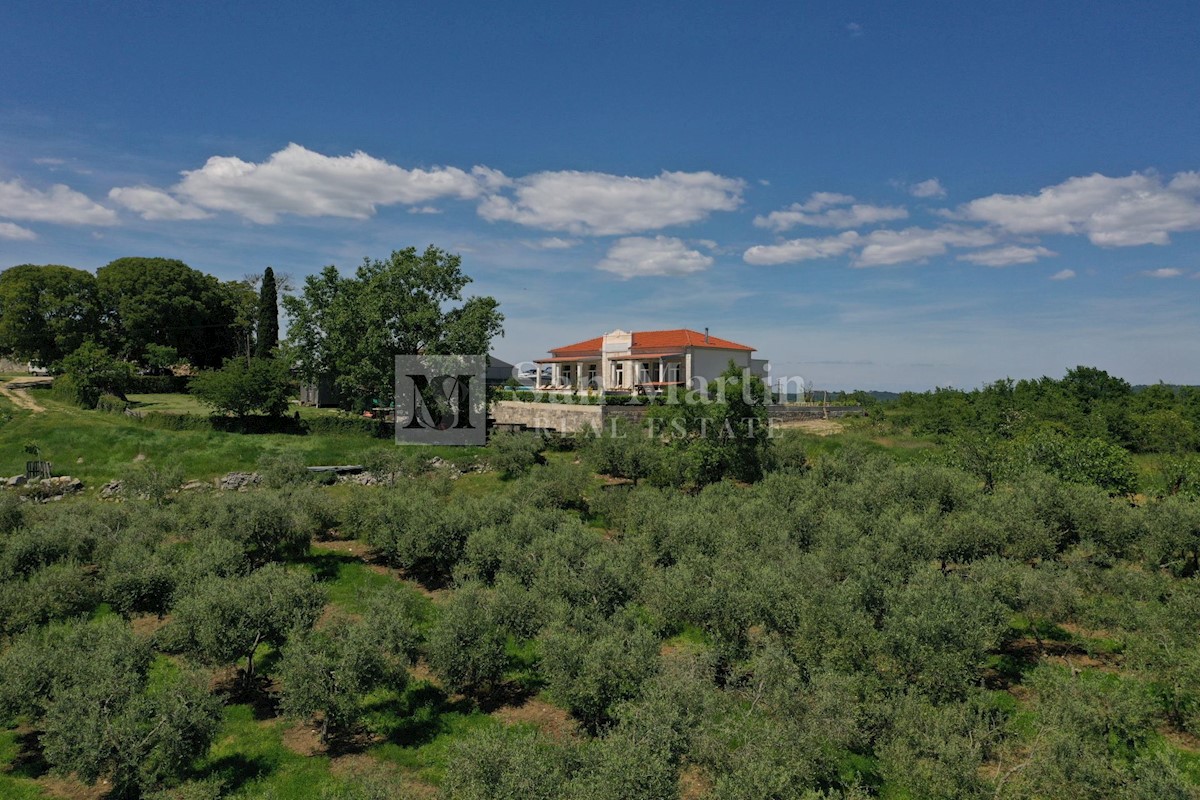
[491,400,864,434]
[490,400,604,434]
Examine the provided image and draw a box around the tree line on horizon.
[0,249,504,415]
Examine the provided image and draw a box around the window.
[638,362,651,383]
[587,364,598,388]
[666,362,681,382]
[560,365,572,385]
[613,362,624,386]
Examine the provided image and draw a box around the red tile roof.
[549,329,753,357]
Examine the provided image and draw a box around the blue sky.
[1,1,1198,390]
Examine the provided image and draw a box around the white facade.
[534,328,766,394]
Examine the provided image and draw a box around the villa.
[534,328,768,393]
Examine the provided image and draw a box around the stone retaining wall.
[490,400,863,434]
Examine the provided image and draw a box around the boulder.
[216,471,261,491]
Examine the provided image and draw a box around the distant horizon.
[2,2,1197,392]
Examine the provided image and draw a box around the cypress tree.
[254,267,279,358]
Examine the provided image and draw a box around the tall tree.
[0,264,101,366]
[96,257,243,368]
[254,266,279,358]
[283,246,504,409]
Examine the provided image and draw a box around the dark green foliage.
[539,611,659,731]
[427,583,507,696]
[350,487,512,580]
[0,264,101,366]
[1018,430,1138,495]
[190,356,292,417]
[487,431,543,477]
[583,419,661,485]
[442,726,574,800]
[254,267,279,358]
[96,257,245,368]
[169,564,325,678]
[53,340,136,407]
[283,247,504,409]
[645,361,772,486]
[278,614,408,742]
[194,490,310,566]
[0,618,220,798]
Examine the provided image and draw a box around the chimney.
[704,327,709,343]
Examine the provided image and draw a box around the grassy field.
[0,390,484,487]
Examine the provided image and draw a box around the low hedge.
[129,374,192,394]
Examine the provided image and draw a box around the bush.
[190,356,292,418]
[427,584,507,696]
[52,341,136,408]
[96,393,129,413]
[539,612,659,731]
[488,431,544,477]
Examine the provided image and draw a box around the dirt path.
[0,380,45,412]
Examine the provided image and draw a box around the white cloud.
[597,236,713,278]
[957,245,1055,267]
[0,222,36,240]
[108,186,211,220]
[1143,267,1184,278]
[407,206,443,214]
[0,179,117,225]
[1050,269,1076,280]
[743,231,861,265]
[846,22,863,36]
[960,170,1200,247]
[854,226,996,267]
[524,237,578,250]
[755,192,907,231]
[909,178,947,199]
[166,143,486,224]
[478,169,744,236]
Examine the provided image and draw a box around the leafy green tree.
[170,565,325,680]
[53,340,136,407]
[647,361,771,486]
[41,667,219,798]
[427,583,507,697]
[442,726,572,800]
[539,612,659,731]
[0,264,101,366]
[283,246,503,409]
[254,266,279,358]
[0,618,220,799]
[190,356,292,417]
[142,343,180,374]
[1017,431,1138,495]
[96,257,244,368]
[278,615,407,743]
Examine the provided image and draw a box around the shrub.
[488,432,544,477]
[539,612,659,731]
[427,584,507,697]
[52,341,136,408]
[190,356,292,417]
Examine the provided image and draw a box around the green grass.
[304,546,436,619]
[0,392,484,486]
[127,392,349,419]
[199,704,341,800]
[366,681,501,786]
[0,728,46,800]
